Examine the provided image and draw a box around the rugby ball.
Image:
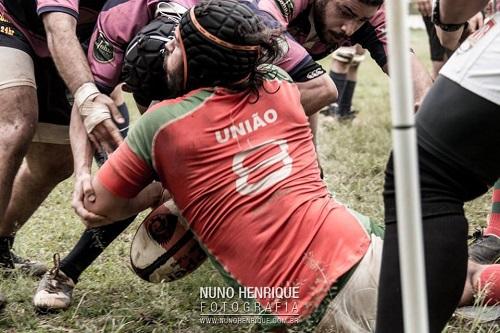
[130,200,207,283]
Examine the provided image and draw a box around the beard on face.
[165,61,183,97]
[313,0,346,45]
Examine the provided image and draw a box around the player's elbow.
[298,74,338,115]
[320,76,338,106]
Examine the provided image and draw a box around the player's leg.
[469,179,500,264]
[322,47,352,117]
[0,84,37,229]
[0,142,73,275]
[377,152,470,333]
[376,76,500,333]
[336,45,365,120]
[0,55,77,275]
[0,27,39,274]
[33,217,136,311]
[316,224,383,333]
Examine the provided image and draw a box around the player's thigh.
[0,17,37,146]
[417,76,500,190]
[316,235,382,333]
[31,57,73,168]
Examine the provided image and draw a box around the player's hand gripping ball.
[130,200,207,283]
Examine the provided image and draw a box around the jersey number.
[232,139,293,195]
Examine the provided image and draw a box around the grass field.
[0,29,495,332]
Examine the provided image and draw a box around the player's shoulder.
[143,89,215,123]
[254,0,308,23]
[259,64,294,83]
[128,89,215,145]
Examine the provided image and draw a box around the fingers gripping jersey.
[98,67,370,323]
[1,0,106,57]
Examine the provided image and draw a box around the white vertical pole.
[384,1,429,333]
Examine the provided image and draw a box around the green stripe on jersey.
[258,64,293,83]
[492,202,500,214]
[126,89,214,167]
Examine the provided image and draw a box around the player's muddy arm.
[83,180,163,228]
[70,104,93,177]
[435,27,465,50]
[43,12,124,151]
[43,12,92,93]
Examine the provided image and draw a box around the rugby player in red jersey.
[75,1,500,331]
[33,0,433,311]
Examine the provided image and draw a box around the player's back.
[133,66,370,322]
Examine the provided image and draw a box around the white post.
[384,1,429,333]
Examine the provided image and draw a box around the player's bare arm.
[43,12,124,152]
[82,178,163,228]
[69,103,106,224]
[296,73,338,115]
[436,11,484,51]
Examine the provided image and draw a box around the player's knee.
[0,86,37,148]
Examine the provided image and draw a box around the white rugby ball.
[130,200,207,283]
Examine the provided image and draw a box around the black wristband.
[432,0,467,32]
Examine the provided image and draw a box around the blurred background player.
[323,44,366,120]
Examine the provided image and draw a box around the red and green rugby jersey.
[98,66,370,323]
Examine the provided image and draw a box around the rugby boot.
[33,253,75,312]
[320,103,339,118]
[0,237,47,277]
[469,229,500,264]
[336,108,359,122]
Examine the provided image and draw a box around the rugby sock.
[59,216,136,283]
[338,80,356,116]
[329,71,346,98]
[376,215,468,333]
[478,265,500,304]
[0,236,13,267]
[0,236,13,250]
[484,179,500,237]
[378,154,468,333]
